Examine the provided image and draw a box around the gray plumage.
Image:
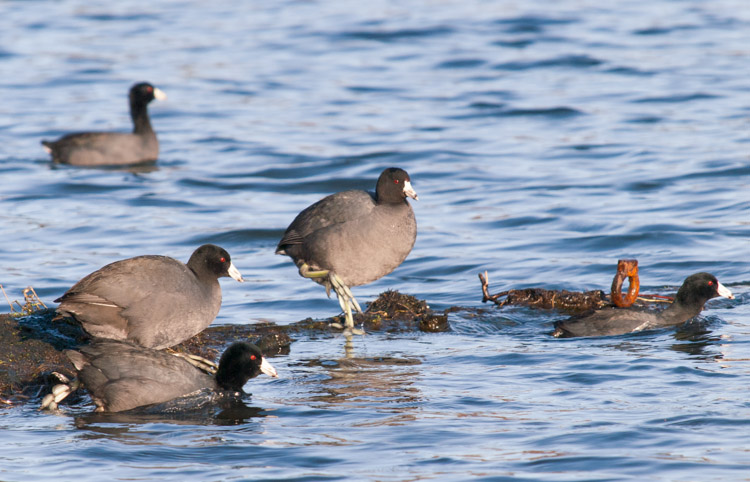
[55,244,243,349]
[553,272,734,338]
[276,167,418,291]
[66,341,277,412]
[41,82,165,166]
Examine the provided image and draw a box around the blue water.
[1,0,750,480]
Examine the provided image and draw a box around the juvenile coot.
[61,341,277,412]
[276,167,418,331]
[41,82,166,166]
[552,272,734,338]
[55,244,243,349]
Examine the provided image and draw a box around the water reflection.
[48,161,159,174]
[669,321,723,359]
[72,396,268,431]
[300,347,423,424]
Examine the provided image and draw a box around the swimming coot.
[552,272,734,338]
[62,341,277,412]
[41,82,166,166]
[55,244,243,349]
[276,167,418,331]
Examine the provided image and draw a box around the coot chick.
[41,82,166,166]
[61,341,277,412]
[276,167,418,331]
[553,272,734,338]
[55,244,244,349]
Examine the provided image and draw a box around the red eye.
[147,86,153,93]
[708,280,713,286]
[250,355,257,360]
[220,257,226,263]
[394,179,399,184]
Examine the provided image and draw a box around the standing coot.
[553,272,734,338]
[41,82,166,166]
[55,341,277,412]
[55,244,244,349]
[276,167,418,331]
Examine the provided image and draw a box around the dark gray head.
[129,82,166,108]
[215,342,278,391]
[129,82,166,130]
[186,244,244,282]
[674,272,734,308]
[375,167,419,204]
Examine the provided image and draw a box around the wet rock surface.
[0,310,82,403]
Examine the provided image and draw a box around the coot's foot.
[40,373,80,410]
[166,350,218,374]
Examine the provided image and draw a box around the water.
[1,0,749,480]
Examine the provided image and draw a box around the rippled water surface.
[2,0,750,480]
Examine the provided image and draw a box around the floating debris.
[479,271,606,313]
[480,259,674,313]
[611,259,639,307]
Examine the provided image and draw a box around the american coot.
[55,244,244,349]
[41,82,166,166]
[276,167,418,332]
[552,272,734,338]
[56,341,277,412]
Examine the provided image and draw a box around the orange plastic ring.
[610,259,640,307]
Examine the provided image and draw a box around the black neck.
[657,299,704,326]
[216,366,253,392]
[131,98,153,135]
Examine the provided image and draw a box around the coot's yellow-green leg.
[333,277,365,335]
[330,273,362,313]
[299,263,364,334]
[329,272,365,333]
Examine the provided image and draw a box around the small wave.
[626,115,663,124]
[498,106,581,118]
[76,13,160,22]
[468,101,506,110]
[434,58,486,69]
[674,165,750,181]
[494,54,603,71]
[632,93,720,103]
[565,230,700,251]
[186,228,283,246]
[491,39,535,48]
[493,15,577,34]
[126,195,197,209]
[451,103,582,120]
[336,25,454,42]
[345,85,404,94]
[604,66,655,76]
[633,25,698,36]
